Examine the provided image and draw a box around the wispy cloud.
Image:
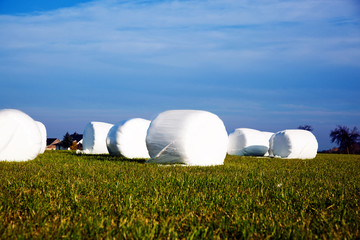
[0,0,359,150]
[1,0,359,70]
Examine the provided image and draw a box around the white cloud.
[1,0,359,70]
[1,0,359,151]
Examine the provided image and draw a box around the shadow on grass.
[63,151,147,164]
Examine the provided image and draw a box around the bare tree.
[298,125,313,132]
[330,126,360,154]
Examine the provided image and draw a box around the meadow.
[0,151,359,239]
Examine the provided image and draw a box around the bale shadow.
[64,151,147,164]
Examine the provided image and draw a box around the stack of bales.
[81,110,318,162]
[81,110,229,166]
[227,127,318,159]
[0,109,46,161]
[2,107,316,162]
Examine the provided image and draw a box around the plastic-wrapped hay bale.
[146,110,228,166]
[106,118,150,158]
[227,128,274,156]
[263,131,275,140]
[269,129,318,159]
[262,131,275,156]
[0,109,42,161]
[82,121,113,154]
[36,121,47,154]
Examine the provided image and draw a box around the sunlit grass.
[0,151,359,238]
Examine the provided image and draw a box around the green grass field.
[1,151,359,239]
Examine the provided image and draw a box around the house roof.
[46,138,60,146]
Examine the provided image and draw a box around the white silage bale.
[262,131,275,156]
[36,121,47,154]
[146,110,228,166]
[263,131,275,140]
[106,118,150,158]
[82,121,113,154]
[0,109,42,161]
[269,129,318,159]
[227,128,274,156]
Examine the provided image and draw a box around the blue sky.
[1,0,359,150]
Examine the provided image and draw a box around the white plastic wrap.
[82,121,113,154]
[269,129,318,159]
[227,128,274,156]
[106,118,150,158]
[36,121,47,154]
[262,131,275,156]
[146,110,228,166]
[0,109,42,161]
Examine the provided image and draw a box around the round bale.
[227,128,274,156]
[146,110,228,166]
[36,121,47,154]
[106,118,150,158]
[269,129,318,159]
[82,121,113,154]
[0,109,42,161]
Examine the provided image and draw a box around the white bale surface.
[106,118,150,158]
[269,129,318,159]
[263,131,275,140]
[262,131,275,156]
[82,121,113,154]
[146,110,228,166]
[227,128,274,156]
[0,109,42,161]
[36,121,47,154]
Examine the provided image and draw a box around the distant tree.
[70,132,83,142]
[61,132,73,149]
[330,125,360,154]
[298,125,313,132]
